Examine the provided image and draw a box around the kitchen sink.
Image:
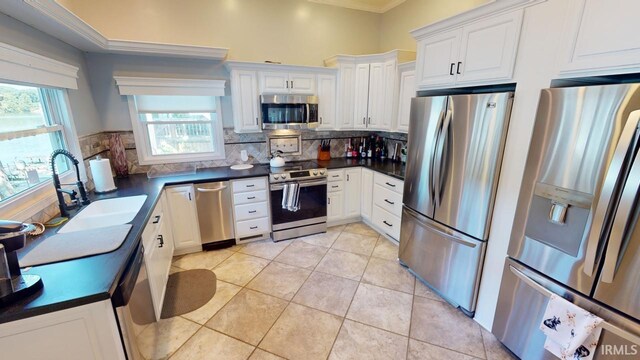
[57,195,147,233]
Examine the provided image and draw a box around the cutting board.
[19,224,133,267]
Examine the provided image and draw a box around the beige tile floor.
[142,222,516,360]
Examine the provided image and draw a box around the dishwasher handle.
[196,185,228,193]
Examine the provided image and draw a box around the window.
[0,83,72,204]
[115,77,227,165]
[132,95,224,163]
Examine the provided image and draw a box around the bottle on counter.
[367,136,373,158]
[380,139,387,160]
[346,139,352,158]
[361,137,368,159]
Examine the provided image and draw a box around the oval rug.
[161,269,217,319]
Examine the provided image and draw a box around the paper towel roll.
[90,158,117,193]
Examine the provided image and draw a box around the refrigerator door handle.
[509,265,640,345]
[404,206,477,248]
[433,109,452,208]
[601,140,640,283]
[584,110,640,276]
[429,110,446,202]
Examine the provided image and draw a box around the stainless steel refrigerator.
[399,92,513,316]
[493,84,640,359]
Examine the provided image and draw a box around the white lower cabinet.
[0,300,126,360]
[166,185,202,255]
[142,190,175,320]
[372,205,402,240]
[344,168,362,217]
[231,177,270,242]
[361,168,374,221]
[370,172,405,241]
[327,192,344,222]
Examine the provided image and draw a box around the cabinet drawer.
[328,182,344,192]
[328,170,344,182]
[374,173,404,195]
[233,189,268,205]
[234,201,269,221]
[236,217,270,238]
[232,177,267,193]
[373,184,403,216]
[372,205,401,240]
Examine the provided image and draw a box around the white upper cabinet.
[259,71,315,94]
[325,50,414,131]
[559,0,640,76]
[353,63,371,129]
[396,62,415,133]
[415,29,461,88]
[317,74,337,129]
[230,69,261,133]
[414,9,523,90]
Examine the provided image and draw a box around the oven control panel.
[270,168,327,183]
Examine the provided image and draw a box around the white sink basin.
[58,195,147,234]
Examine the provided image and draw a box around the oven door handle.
[270,180,327,191]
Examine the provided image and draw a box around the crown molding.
[114,76,227,96]
[224,60,338,74]
[0,1,228,60]
[324,49,415,67]
[308,0,405,13]
[411,0,546,39]
[0,41,79,89]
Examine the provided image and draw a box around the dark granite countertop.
[1,165,270,324]
[316,158,406,180]
[1,160,402,324]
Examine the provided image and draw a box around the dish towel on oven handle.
[539,294,603,360]
[281,183,300,212]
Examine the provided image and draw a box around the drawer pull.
[332,185,339,188]
[250,226,258,230]
[246,184,255,188]
[247,196,256,200]
[384,199,395,205]
[385,182,396,187]
[248,210,257,214]
[383,221,393,227]
[332,175,340,178]
[152,215,161,224]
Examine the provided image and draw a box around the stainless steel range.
[269,162,327,241]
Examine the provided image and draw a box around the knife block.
[317,146,331,161]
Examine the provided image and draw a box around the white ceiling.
[308,0,406,13]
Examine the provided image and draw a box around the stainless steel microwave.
[260,94,319,130]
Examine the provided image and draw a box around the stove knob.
[273,175,280,180]
[319,170,326,175]
[281,174,287,180]
[313,171,318,176]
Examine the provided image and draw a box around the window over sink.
[115,77,227,165]
[0,83,73,204]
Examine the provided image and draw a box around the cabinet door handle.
[188,192,192,201]
[449,63,455,75]
[158,235,164,247]
[383,221,393,227]
[250,226,258,230]
[384,199,395,205]
[291,80,294,88]
[256,117,259,125]
[456,62,462,74]
[248,210,257,214]
[385,182,396,187]
[368,117,371,125]
[320,117,323,124]
[247,196,256,200]
[328,198,331,205]
[286,80,289,89]
[362,117,366,124]
[153,215,161,224]
[347,174,350,181]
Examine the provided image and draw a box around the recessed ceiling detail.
[309,0,406,13]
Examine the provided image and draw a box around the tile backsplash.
[80,129,408,176]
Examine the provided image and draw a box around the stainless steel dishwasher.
[195,181,235,250]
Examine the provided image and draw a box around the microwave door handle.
[600,145,640,283]
[584,110,640,276]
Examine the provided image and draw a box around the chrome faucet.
[50,150,90,217]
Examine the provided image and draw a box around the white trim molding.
[0,1,228,60]
[115,77,227,97]
[0,42,79,89]
[308,0,406,13]
[224,61,338,74]
[410,0,546,39]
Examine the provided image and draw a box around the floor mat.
[161,269,217,318]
